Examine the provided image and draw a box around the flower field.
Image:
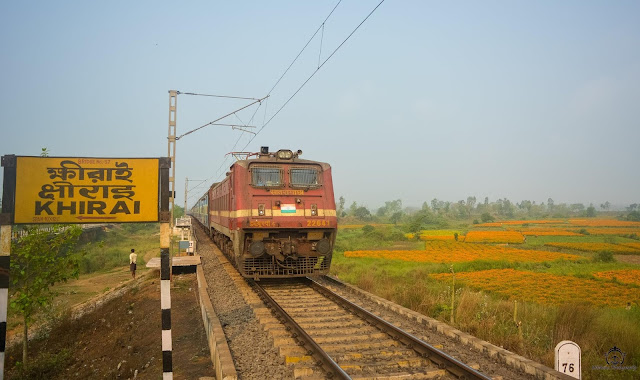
[344,242,580,263]
[545,242,640,254]
[513,228,582,236]
[430,269,640,307]
[584,228,640,236]
[476,219,566,227]
[464,230,525,243]
[593,269,640,286]
[405,230,463,240]
[620,242,640,250]
[569,219,640,227]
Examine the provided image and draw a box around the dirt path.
[5,274,215,379]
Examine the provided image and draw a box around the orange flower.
[430,269,639,308]
[465,230,525,244]
[545,242,640,254]
[344,242,580,263]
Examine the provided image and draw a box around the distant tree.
[481,212,495,223]
[353,206,371,220]
[348,201,358,216]
[431,198,440,213]
[547,198,555,211]
[600,201,611,211]
[570,203,585,213]
[627,204,639,212]
[173,204,185,219]
[627,210,640,222]
[495,198,515,218]
[390,211,403,224]
[337,196,346,217]
[11,225,83,364]
[586,204,597,217]
[466,196,476,216]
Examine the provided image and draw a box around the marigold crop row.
[464,230,525,243]
[344,243,580,263]
[476,220,567,227]
[420,235,465,241]
[620,242,640,250]
[430,269,639,308]
[545,242,640,254]
[510,228,582,236]
[569,219,640,227]
[593,269,640,286]
[584,228,640,236]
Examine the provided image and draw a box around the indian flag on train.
[281,204,296,213]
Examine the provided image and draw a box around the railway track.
[252,277,491,380]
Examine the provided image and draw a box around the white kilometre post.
[555,340,581,379]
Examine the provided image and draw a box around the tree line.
[337,196,640,226]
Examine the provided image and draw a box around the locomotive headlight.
[276,150,293,159]
[316,238,331,255]
[249,241,265,257]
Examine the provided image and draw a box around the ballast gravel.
[195,225,293,380]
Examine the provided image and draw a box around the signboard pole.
[0,154,16,380]
[159,158,173,379]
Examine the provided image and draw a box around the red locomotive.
[191,147,337,278]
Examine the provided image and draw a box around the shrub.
[480,212,495,223]
[361,225,375,234]
[593,251,615,263]
[578,228,589,235]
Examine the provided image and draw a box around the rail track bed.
[252,277,491,380]
[195,220,550,379]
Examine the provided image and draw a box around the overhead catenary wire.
[241,0,386,151]
[186,0,385,205]
[175,95,268,140]
[177,91,261,101]
[266,0,343,96]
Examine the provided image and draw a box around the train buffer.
[146,255,201,274]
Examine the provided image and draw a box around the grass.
[522,234,638,247]
[331,223,640,379]
[78,223,160,274]
[7,223,162,351]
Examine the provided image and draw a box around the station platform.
[146,255,201,274]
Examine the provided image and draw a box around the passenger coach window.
[251,167,283,187]
[290,167,321,188]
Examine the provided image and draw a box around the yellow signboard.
[14,157,160,224]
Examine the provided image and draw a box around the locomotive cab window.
[290,167,321,189]
[251,166,283,188]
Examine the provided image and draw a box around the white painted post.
[555,340,581,379]
[0,225,10,380]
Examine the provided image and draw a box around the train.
[190,147,337,279]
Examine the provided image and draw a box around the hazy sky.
[1,1,639,210]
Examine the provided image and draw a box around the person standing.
[129,248,137,279]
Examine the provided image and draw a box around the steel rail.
[250,280,351,380]
[309,277,492,380]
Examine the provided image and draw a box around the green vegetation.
[331,203,640,380]
[78,223,159,274]
[11,225,82,365]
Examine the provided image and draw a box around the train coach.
[190,147,337,278]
